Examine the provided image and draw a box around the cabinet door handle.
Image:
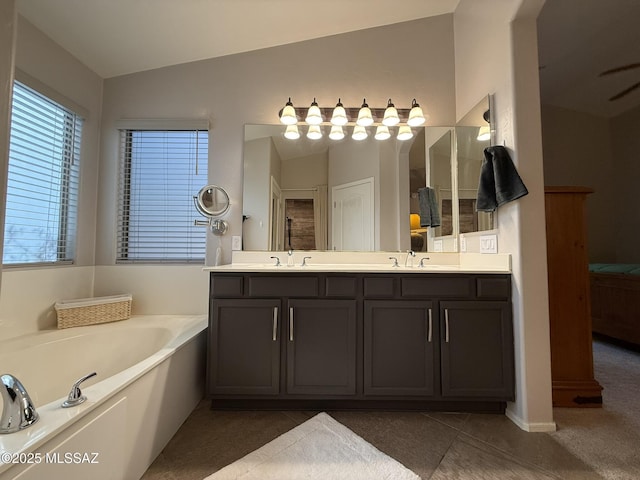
[427,308,433,343]
[272,307,278,341]
[289,307,294,342]
[444,308,450,343]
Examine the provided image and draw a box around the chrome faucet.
[301,256,312,266]
[389,256,399,267]
[1,374,39,434]
[419,257,431,267]
[269,256,281,266]
[287,249,294,266]
[62,372,97,408]
[405,250,416,267]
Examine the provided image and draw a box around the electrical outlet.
[231,235,242,251]
[460,235,467,252]
[480,234,498,254]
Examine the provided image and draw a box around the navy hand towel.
[476,146,528,212]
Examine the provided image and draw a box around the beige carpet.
[550,339,640,480]
[204,412,420,480]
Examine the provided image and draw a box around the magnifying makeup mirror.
[194,185,230,236]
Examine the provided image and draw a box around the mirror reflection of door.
[284,198,316,250]
[331,177,374,251]
[269,177,283,250]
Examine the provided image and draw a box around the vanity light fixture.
[477,125,491,141]
[329,125,345,140]
[352,125,368,141]
[356,99,374,126]
[374,125,391,140]
[306,124,323,140]
[407,99,426,126]
[382,99,400,126]
[284,124,300,140]
[330,99,348,125]
[305,98,323,125]
[279,97,297,125]
[397,125,414,141]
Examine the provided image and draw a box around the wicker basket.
[55,294,132,329]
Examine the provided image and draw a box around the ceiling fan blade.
[609,81,640,101]
[600,63,640,76]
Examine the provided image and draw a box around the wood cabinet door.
[286,299,357,395]
[440,301,514,399]
[209,299,281,395]
[364,300,436,396]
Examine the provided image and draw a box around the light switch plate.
[433,239,443,252]
[480,234,498,254]
[231,235,242,251]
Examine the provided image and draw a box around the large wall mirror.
[242,97,494,253]
[455,95,495,234]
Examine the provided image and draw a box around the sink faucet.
[388,256,399,267]
[405,250,416,267]
[269,256,281,266]
[419,257,431,267]
[1,374,39,434]
[287,249,294,267]
[301,256,312,266]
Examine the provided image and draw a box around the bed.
[589,264,640,346]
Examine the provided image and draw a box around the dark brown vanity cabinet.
[364,300,436,396]
[208,272,514,410]
[209,299,281,395]
[287,299,357,395]
[440,301,514,400]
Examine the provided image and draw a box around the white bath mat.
[204,412,420,480]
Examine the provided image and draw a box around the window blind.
[3,81,82,265]
[116,129,209,263]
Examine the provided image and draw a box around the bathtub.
[0,314,207,480]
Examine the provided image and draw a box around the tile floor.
[142,403,601,480]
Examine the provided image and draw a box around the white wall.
[0,15,104,340]
[455,0,555,431]
[610,105,640,263]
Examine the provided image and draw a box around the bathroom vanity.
[205,254,514,413]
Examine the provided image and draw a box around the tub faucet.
[62,372,97,408]
[1,374,39,434]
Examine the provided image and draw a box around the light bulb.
[284,124,300,140]
[305,98,323,125]
[477,125,490,141]
[356,99,374,126]
[374,125,391,140]
[330,98,348,126]
[280,98,297,125]
[407,99,426,126]
[352,125,368,141]
[306,125,323,140]
[329,125,345,140]
[382,99,400,126]
[397,125,414,141]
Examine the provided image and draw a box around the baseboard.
[505,408,557,432]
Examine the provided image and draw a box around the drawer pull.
[289,307,294,342]
[445,309,450,343]
[427,308,433,343]
[272,307,278,341]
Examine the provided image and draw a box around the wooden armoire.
[544,186,602,407]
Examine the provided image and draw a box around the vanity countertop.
[203,251,511,274]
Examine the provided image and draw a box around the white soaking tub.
[0,314,207,480]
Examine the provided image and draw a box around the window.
[116,127,208,263]
[3,81,83,265]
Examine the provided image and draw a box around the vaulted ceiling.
[15,0,640,118]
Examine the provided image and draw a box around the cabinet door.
[209,299,280,395]
[440,301,514,399]
[286,299,357,395]
[364,300,436,396]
